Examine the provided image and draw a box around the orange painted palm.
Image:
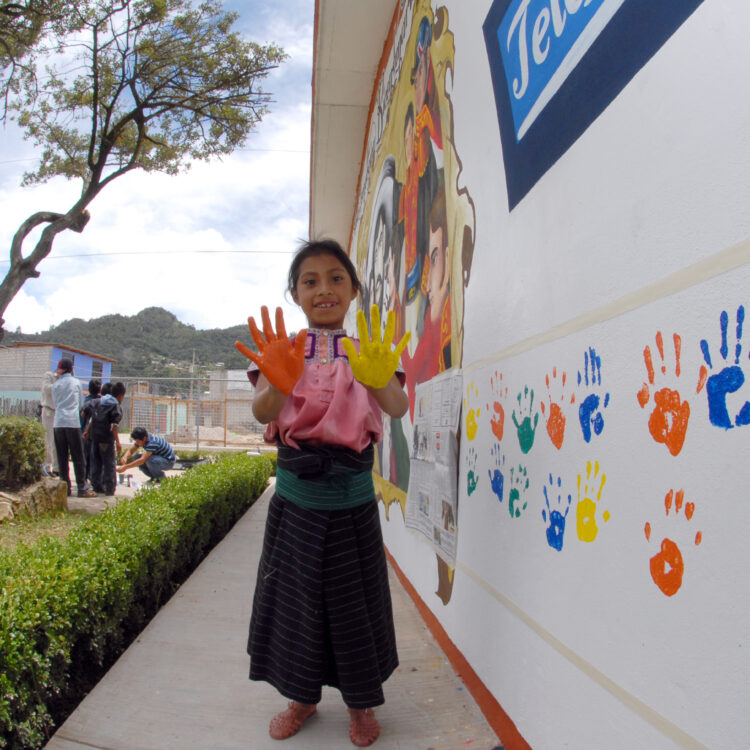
[235,306,307,395]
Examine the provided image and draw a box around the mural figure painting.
[356,2,475,605]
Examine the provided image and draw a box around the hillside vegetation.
[7,307,255,377]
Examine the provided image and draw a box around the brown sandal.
[348,708,380,747]
[269,701,317,740]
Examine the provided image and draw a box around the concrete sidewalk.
[46,481,501,750]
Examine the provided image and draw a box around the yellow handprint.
[464,382,480,441]
[576,460,608,543]
[342,305,410,389]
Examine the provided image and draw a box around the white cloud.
[0,0,314,337]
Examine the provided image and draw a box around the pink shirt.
[247,328,405,452]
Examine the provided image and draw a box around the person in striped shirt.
[117,427,175,483]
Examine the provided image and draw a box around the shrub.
[174,449,208,462]
[0,417,45,489]
[0,452,273,749]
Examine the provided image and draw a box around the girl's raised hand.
[235,306,307,395]
[342,305,410,390]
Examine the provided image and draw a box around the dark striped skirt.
[248,492,399,709]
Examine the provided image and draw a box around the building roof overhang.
[310,1,395,247]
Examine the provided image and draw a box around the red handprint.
[540,367,574,450]
[487,370,508,442]
[637,331,690,456]
[644,489,702,597]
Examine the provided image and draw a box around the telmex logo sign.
[484,0,704,209]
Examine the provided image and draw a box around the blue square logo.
[483,0,704,209]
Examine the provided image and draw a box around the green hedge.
[0,452,273,749]
[0,417,44,489]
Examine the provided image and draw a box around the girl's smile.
[292,252,357,329]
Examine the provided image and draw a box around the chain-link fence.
[0,373,268,452]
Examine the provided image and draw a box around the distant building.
[0,342,116,403]
[208,369,253,400]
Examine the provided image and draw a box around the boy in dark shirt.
[84,382,126,496]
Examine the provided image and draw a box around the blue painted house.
[0,342,116,404]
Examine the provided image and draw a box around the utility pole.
[192,351,200,452]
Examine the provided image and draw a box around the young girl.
[236,239,410,747]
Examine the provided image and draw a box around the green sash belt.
[275,442,375,510]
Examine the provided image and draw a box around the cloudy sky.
[0,0,313,336]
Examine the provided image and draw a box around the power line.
[0,147,310,166]
[0,248,296,264]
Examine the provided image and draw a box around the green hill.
[6,307,255,377]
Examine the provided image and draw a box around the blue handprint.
[578,347,610,442]
[542,474,571,551]
[699,306,750,429]
[487,444,505,504]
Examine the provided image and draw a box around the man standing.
[85,382,126,496]
[40,370,58,476]
[52,358,97,498]
[117,427,175,484]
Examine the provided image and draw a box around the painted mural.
[351,0,476,603]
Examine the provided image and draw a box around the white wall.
[352,1,749,748]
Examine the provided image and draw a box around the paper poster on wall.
[483,0,705,208]
[405,368,462,564]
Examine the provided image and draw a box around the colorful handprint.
[644,489,702,597]
[487,371,509,442]
[576,460,608,542]
[542,474,572,551]
[637,331,691,456]
[577,347,610,443]
[540,367,574,450]
[466,446,479,496]
[508,463,529,519]
[512,386,539,454]
[697,306,750,429]
[464,382,481,441]
[487,444,505,504]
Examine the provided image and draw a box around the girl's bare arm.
[252,372,291,424]
[367,374,409,418]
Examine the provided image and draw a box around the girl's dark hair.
[88,378,101,396]
[287,238,361,296]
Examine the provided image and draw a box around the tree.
[1,0,286,339]
[1,1,83,117]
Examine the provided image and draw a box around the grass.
[0,510,90,553]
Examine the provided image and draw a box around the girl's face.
[292,252,357,330]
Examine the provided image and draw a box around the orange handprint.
[644,489,702,597]
[540,367,574,450]
[235,306,307,395]
[637,331,690,456]
[487,370,508,442]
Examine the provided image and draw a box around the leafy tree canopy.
[1,1,87,128]
[1,0,286,338]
